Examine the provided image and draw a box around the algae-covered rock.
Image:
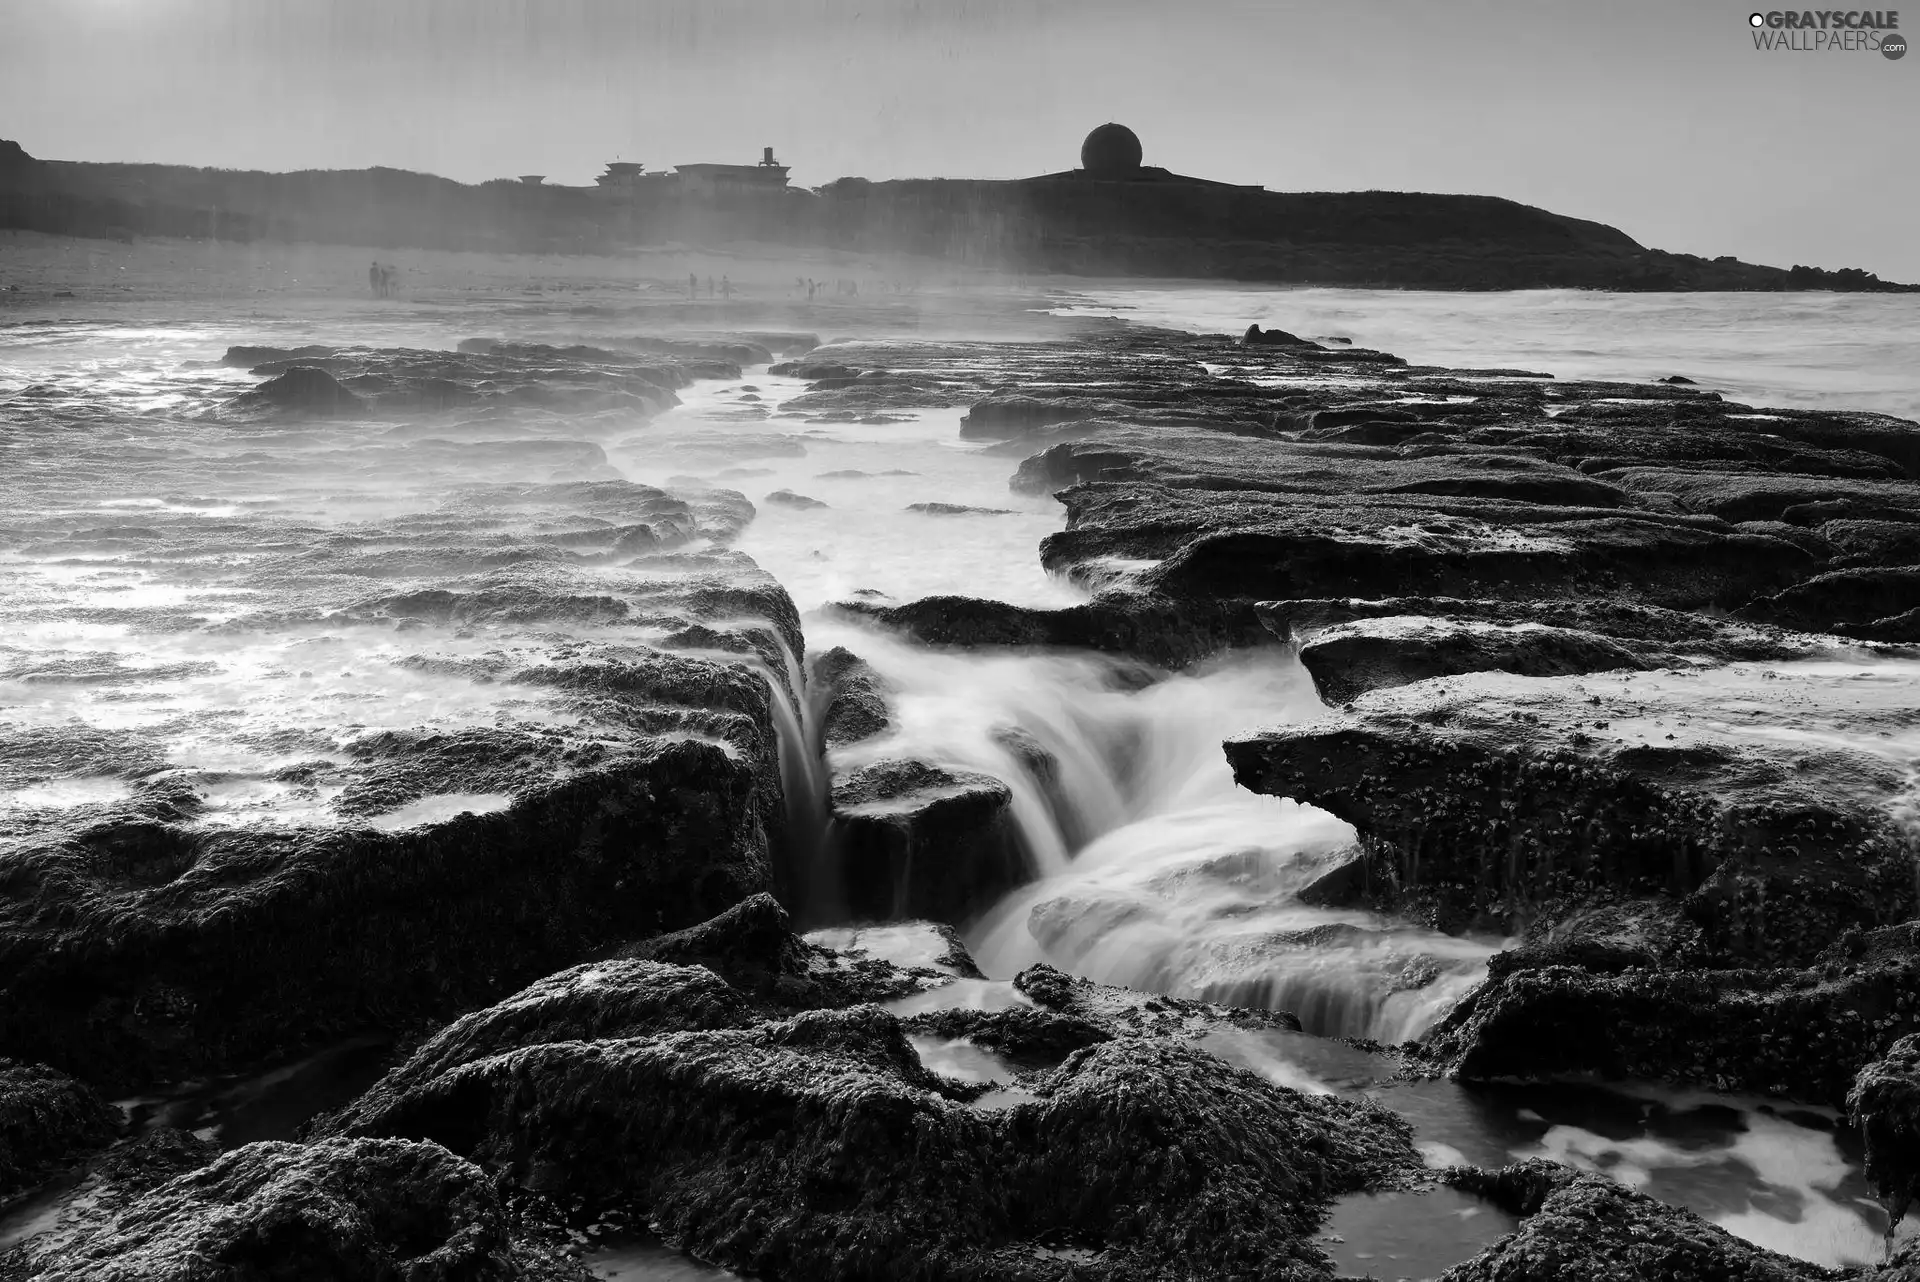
[1850,1032,1920,1232]
[1424,922,1920,1103]
[809,645,890,749]
[0,1059,120,1200]
[830,758,1027,923]
[7,1137,588,1282]
[1226,662,1920,963]
[0,450,798,1095]
[318,999,1418,1280]
[1438,1160,1837,1282]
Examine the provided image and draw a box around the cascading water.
[809,619,1500,1041]
[744,636,836,923]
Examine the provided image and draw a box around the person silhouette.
[721,275,732,299]
[688,272,698,299]
[369,261,381,298]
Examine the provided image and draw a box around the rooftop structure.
[593,150,791,199]
[673,147,790,198]
[594,161,661,194]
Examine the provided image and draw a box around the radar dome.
[1080,123,1143,176]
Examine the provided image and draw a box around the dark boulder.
[959,393,1121,439]
[764,488,829,509]
[1241,324,1318,348]
[314,960,752,1140]
[219,344,339,368]
[1438,1160,1830,1282]
[1294,845,1370,908]
[1294,615,1650,704]
[808,646,890,749]
[1746,566,1920,638]
[6,1137,588,1281]
[1849,1032,1920,1232]
[906,502,1016,515]
[830,759,1025,923]
[829,590,1267,671]
[0,1059,120,1201]
[223,365,364,417]
[617,892,819,1001]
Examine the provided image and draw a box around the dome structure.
[1080,122,1143,177]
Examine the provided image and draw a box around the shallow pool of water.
[1319,1186,1519,1281]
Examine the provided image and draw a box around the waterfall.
[739,634,834,923]
[809,620,1498,1041]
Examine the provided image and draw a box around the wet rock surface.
[829,758,1027,923]
[0,1060,119,1201]
[1851,1033,1920,1233]
[1420,922,1920,1103]
[0,340,803,1093]
[307,921,1420,1282]
[3,1135,590,1282]
[1436,1159,1855,1282]
[829,590,1267,669]
[1226,663,1920,956]
[1012,962,1304,1038]
[212,339,711,423]
[1227,662,1920,1096]
[807,645,889,748]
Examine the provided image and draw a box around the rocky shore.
[5,296,1920,1277]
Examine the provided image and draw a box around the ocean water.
[1050,287,1920,422]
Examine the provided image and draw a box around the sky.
[4,0,1916,279]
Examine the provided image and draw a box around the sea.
[1049,286,1920,423]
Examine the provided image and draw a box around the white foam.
[806,922,964,974]
[0,777,131,811]
[364,792,512,831]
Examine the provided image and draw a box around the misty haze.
[3,3,1920,1280]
